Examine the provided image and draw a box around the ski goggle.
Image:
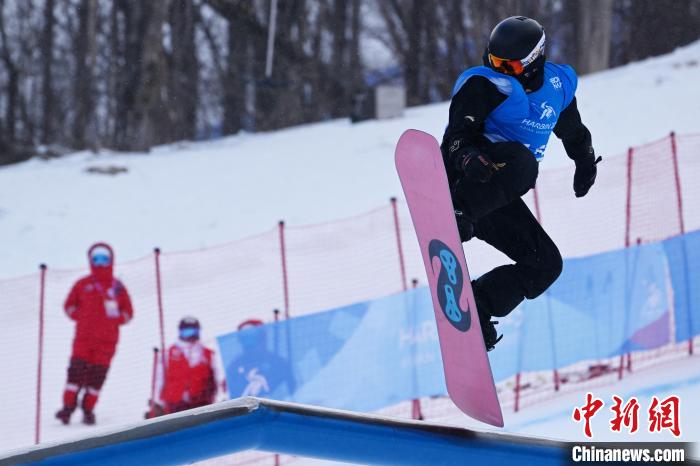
[488,54,526,76]
[91,254,112,267]
[179,327,199,339]
[489,32,545,76]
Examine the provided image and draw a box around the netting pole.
[626,237,643,375]
[391,197,408,292]
[154,248,166,366]
[514,372,521,413]
[272,309,280,353]
[626,353,632,373]
[619,147,634,381]
[272,308,281,466]
[279,221,290,319]
[670,132,686,235]
[533,186,560,392]
[35,263,47,445]
[411,399,424,421]
[670,131,693,356]
[396,199,422,418]
[625,238,642,375]
[619,351,630,380]
[409,278,424,420]
[148,347,159,418]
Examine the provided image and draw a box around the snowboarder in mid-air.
[441,16,601,351]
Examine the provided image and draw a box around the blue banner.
[218,294,443,412]
[487,241,671,381]
[664,229,700,342]
[218,231,697,412]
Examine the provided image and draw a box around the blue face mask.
[179,327,199,340]
[91,254,112,267]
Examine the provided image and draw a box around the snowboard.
[395,129,503,427]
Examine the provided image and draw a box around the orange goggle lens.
[488,53,525,76]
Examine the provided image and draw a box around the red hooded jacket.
[64,243,133,349]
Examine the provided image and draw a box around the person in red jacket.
[155,317,222,414]
[55,243,133,425]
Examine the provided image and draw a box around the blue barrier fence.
[218,230,700,413]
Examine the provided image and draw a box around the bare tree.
[1,0,699,164]
[575,0,614,73]
[72,0,98,149]
[376,0,426,105]
[41,0,55,143]
[0,0,18,145]
[168,0,199,141]
[222,1,253,135]
[116,0,172,151]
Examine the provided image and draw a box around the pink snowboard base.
[395,129,503,427]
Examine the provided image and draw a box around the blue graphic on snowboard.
[428,239,471,332]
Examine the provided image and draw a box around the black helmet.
[178,316,200,341]
[487,16,545,78]
[179,316,200,330]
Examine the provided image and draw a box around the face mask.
[91,254,112,267]
[179,327,199,340]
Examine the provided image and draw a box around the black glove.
[449,139,504,183]
[573,154,602,197]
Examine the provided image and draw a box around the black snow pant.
[451,141,563,318]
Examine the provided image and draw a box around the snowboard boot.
[474,291,503,352]
[82,410,96,426]
[55,407,74,425]
[454,209,474,242]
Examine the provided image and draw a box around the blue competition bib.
[449,63,577,160]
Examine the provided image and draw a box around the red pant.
[63,341,116,413]
[72,339,116,366]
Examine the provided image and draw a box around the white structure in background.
[375,85,406,120]
[352,84,406,122]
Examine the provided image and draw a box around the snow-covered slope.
[1,41,699,278]
[1,42,700,461]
